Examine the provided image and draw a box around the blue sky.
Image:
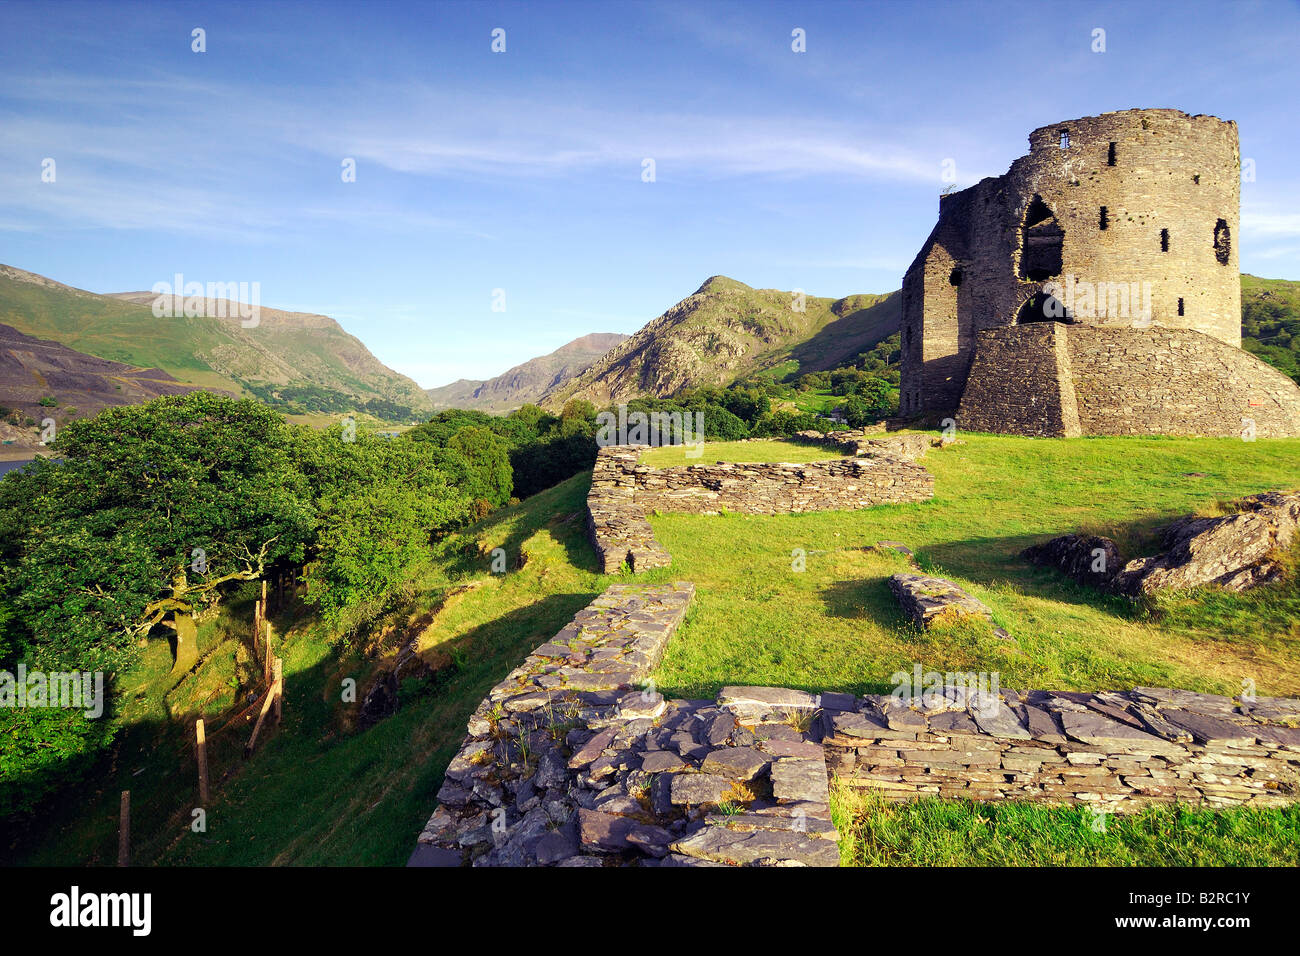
[2,0,1297,387]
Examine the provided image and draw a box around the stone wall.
[411,584,1300,867]
[902,108,1247,422]
[587,443,935,574]
[824,687,1300,811]
[792,428,933,460]
[410,583,842,867]
[956,324,1082,437]
[956,324,1300,438]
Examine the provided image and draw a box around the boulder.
[1112,491,1300,596]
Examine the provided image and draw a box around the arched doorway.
[1017,291,1070,324]
[1019,195,1064,280]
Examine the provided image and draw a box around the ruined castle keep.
[901,108,1300,438]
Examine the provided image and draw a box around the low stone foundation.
[792,428,933,461]
[411,584,1300,867]
[586,443,935,573]
[823,687,1300,810]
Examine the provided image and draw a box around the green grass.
[639,438,851,467]
[633,434,1300,701]
[831,782,1300,866]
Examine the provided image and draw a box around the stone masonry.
[586,442,935,573]
[901,108,1300,437]
[411,584,840,867]
[412,584,1300,866]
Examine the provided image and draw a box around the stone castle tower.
[900,108,1300,438]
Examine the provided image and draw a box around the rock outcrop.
[1113,491,1300,595]
[1024,491,1299,597]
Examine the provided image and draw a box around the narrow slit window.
[1107,142,1116,166]
[1059,129,1070,149]
[1099,206,1108,230]
[1160,229,1169,252]
[1177,298,1185,316]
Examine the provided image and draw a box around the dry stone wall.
[824,687,1300,811]
[410,584,841,867]
[411,584,1300,867]
[586,442,935,573]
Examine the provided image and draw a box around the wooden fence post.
[118,790,130,867]
[196,718,209,805]
[272,658,283,722]
[264,622,272,681]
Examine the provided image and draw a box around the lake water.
[0,459,35,477]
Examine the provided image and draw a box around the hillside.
[13,434,1300,867]
[1242,274,1300,384]
[540,276,900,408]
[0,265,433,421]
[426,332,627,412]
[0,322,208,454]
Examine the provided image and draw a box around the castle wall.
[1067,327,1300,438]
[955,325,1081,437]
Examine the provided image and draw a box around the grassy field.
[634,435,1300,701]
[830,782,1300,866]
[10,432,1299,867]
[640,439,850,467]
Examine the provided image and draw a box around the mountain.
[539,276,901,408]
[0,265,433,421]
[426,332,628,412]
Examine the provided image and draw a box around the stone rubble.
[888,572,994,628]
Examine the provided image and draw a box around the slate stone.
[970,700,1031,740]
[641,751,688,773]
[1159,710,1258,747]
[625,823,675,858]
[567,727,617,769]
[1059,710,1187,755]
[533,823,580,865]
[818,691,858,712]
[577,809,639,852]
[701,747,771,781]
[670,826,840,867]
[406,844,462,867]
[770,756,830,804]
[669,773,733,806]
[928,710,981,735]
